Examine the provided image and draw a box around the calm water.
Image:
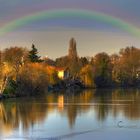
[1,89,140,140]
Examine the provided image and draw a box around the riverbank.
[1,79,140,101]
[48,78,86,92]
[0,94,16,100]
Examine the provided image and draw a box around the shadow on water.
[1,88,140,138]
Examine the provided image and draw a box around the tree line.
[1,38,140,96]
[55,38,140,88]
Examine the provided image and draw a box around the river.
[0,89,140,140]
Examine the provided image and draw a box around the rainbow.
[0,9,140,37]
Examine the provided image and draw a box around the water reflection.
[0,89,140,138]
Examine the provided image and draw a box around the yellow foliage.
[19,63,59,85]
[2,62,13,75]
[19,63,48,84]
[80,65,95,87]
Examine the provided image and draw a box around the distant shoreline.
[1,86,140,101]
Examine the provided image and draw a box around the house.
[55,67,70,79]
[42,57,70,79]
[46,65,70,80]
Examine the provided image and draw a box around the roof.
[46,65,66,71]
[55,67,66,71]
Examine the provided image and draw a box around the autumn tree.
[93,52,112,87]
[3,47,28,75]
[110,54,120,83]
[117,46,140,86]
[16,63,49,95]
[0,47,28,94]
[80,64,95,87]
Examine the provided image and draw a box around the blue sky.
[0,0,140,59]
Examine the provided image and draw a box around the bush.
[16,63,49,96]
[3,79,17,95]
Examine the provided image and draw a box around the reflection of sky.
[4,107,140,140]
[0,0,140,58]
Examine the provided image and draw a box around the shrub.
[16,63,49,96]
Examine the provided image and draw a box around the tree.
[80,64,95,87]
[68,38,78,59]
[117,46,140,86]
[93,52,112,87]
[0,47,28,94]
[3,47,28,75]
[79,57,89,67]
[28,44,41,63]
[16,63,48,95]
[68,38,81,76]
[110,54,120,82]
[56,38,81,76]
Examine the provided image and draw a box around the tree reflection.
[0,97,48,134]
[1,89,140,134]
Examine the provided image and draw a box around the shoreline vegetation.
[1,38,140,99]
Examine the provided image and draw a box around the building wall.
[58,70,64,79]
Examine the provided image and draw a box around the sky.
[0,0,140,59]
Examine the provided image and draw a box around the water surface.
[0,89,140,140]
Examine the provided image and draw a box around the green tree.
[29,44,41,63]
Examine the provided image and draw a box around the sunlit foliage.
[80,64,95,87]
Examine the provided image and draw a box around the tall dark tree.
[68,38,78,59]
[29,44,41,63]
[68,38,81,76]
[55,38,81,76]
